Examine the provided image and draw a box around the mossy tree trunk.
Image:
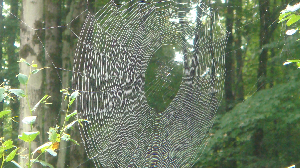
[18,0,44,167]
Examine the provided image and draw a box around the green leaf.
[18,58,30,66]
[17,73,28,85]
[5,148,18,162]
[31,64,38,68]
[286,59,300,63]
[0,110,11,119]
[66,110,77,122]
[61,133,71,141]
[10,89,25,97]
[11,160,22,168]
[45,149,57,157]
[31,159,54,168]
[0,87,5,102]
[69,91,79,106]
[32,95,50,112]
[48,127,58,143]
[69,138,79,145]
[22,116,37,125]
[297,62,300,68]
[2,140,14,151]
[279,12,292,22]
[287,14,300,26]
[31,69,41,74]
[32,142,52,155]
[18,131,40,142]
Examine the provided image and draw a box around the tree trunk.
[0,0,3,138]
[57,0,89,167]
[18,0,44,167]
[7,0,19,146]
[224,0,234,111]
[44,0,62,165]
[235,0,244,102]
[257,0,270,90]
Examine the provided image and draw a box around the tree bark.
[7,0,19,146]
[224,0,234,111]
[18,0,44,167]
[235,0,244,102]
[44,0,62,165]
[0,0,3,138]
[257,0,270,91]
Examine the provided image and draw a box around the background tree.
[18,0,44,167]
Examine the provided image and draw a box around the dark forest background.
[0,0,300,167]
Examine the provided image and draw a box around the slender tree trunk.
[224,0,234,111]
[7,0,19,146]
[257,0,270,90]
[18,0,44,167]
[0,0,4,138]
[235,0,244,102]
[44,0,62,165]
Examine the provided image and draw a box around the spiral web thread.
[72,0,227,167]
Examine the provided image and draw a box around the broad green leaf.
[31,159,54,168]
[279,12,292,22]
[287,14,300,26]
[18,131,40,142]
[0,87,5,102]
[31,69,41,74]
[1,140,14,151]
[0,110,11,119]
[10,89,25,97]
[66,110,77,122]
[11,160,22,168]
[17,73,28,85]
[5,148,18,162]
[48,127,58,143]
[45,149,57,157]
[32,142,52,155]
[22,116,37,125]
[297,62,300,68]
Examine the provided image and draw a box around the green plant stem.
[28,141,31,168]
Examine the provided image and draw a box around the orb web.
[72,0,227,167]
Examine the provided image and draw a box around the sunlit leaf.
[51,142,59,150]
[11,160,22,168]
[0,87,5,102]
[18,58,30,66]
[66,110,77,122]
[32,142,52,155]
[5,148,18,162]
[17,73,28,85]
[31,64,38,68]
[48,127,58,143]
[286,14,300,26]
[61,133,71,141]
[1,140,14,151]
[32,95,50,112]
[18,131,40,142]
[31,69,41,74]
[0,110,11,119]
[31,159,54,168]
[45,149,57,157]
[10,89,25,97]
[22,116,37,125]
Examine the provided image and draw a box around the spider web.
[2,0,294,167]
[72,0,226,167]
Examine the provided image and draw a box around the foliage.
[0,60,84,168]
[195,73,300,168]
[279,3,300,68]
